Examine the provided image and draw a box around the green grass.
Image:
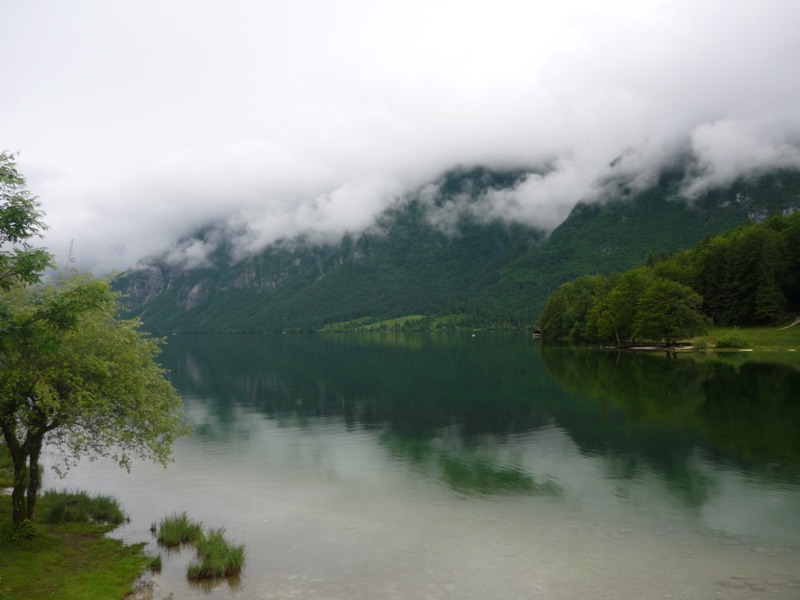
[43,490,127,525]
[187,527,245,579]
[146,553,162,573]
[156,511,203,547]
[363,315,426,330]
[0,493,148,600]
[322,314,427,332]
[700,319,800,352]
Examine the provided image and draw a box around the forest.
[119,167,800,333]
[538,211,800,344]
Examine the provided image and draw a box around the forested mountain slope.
[118,167,800,333]
[538,210,800,344]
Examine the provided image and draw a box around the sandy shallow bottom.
[217,499,800,600]
[46,413,800,600]
[57,457,800,600]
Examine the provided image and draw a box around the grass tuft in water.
[44,490,127,525]
[147,554,163,573]
[186,528,245,579]
[156,512,203,547]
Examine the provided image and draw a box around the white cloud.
[227,176,405,259]
[682,114,800,197]
[2,0,800,272]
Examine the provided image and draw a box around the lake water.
[45,333,800,599]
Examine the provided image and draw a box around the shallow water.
[46,333,800,599]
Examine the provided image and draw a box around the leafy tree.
[586,268,655,344]
[633,278,707,344]
[0,154,188,526]
[0,152,52,289]
[541,212,800,341]
[0,273,188,524]
[539,275,609,339]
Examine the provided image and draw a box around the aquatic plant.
[186,528,245,579]
[147,554,163,573]
[156,512,203,547]
[44,490,127,525]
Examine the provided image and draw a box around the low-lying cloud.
[3,0,800,273]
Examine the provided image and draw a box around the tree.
[0,153,187,526]
[539,275,609,339]
[585,268,655,344]
[0,273,189,524]
[633,278,708,345]
[0,152,53,289]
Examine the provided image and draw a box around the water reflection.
[540,345,800,477]
[52,333,800,599]
[152,332,800,530]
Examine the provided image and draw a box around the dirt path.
[778,315,800,330]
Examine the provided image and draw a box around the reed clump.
[152,513,245,580]
[186,527,245,579]
[43,490,127,525]
[147,554,163,573]
[156,512,203,547]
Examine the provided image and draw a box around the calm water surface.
[46,333,800,599]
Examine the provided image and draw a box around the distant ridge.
[117,166,800,333]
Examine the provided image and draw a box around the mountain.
[117,166,800,333]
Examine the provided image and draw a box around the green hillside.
[118,167,800,333]
[538,209,800,344]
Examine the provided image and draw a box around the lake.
[45,332,800,599]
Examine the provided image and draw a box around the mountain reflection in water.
[50,333,800,600]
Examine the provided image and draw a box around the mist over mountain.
[118,162,800,333]
[6,2,800,275]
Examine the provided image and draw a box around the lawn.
[0,490,148,600]
[702,318,800,351]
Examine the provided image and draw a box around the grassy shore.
[0,476,148,600]
[696,318,800,357]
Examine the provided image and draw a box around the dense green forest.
[539,211,800,344]
[118,166,800,333]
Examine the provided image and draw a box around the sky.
[3,0,800,272]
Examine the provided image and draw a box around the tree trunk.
[1,425,28,524]
[11,457,27,524]
[26,440,42,522]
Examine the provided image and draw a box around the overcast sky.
[3,0,800,272]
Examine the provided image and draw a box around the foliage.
[0,154,188,525]
[116,166,800,333]
[156,511,203,546]
[0,273,188,524]
[539,275,610,339]
[0,152,52,289]
[186,527,245,579]
[541,271,707,345]
[1,517,35,541]
[43,490,127,525]
[693,214,799,325]
[539,211,800,343]
[715,336,750,349]
[632,278,707,344]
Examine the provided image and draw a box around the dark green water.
[50,333,800,599]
